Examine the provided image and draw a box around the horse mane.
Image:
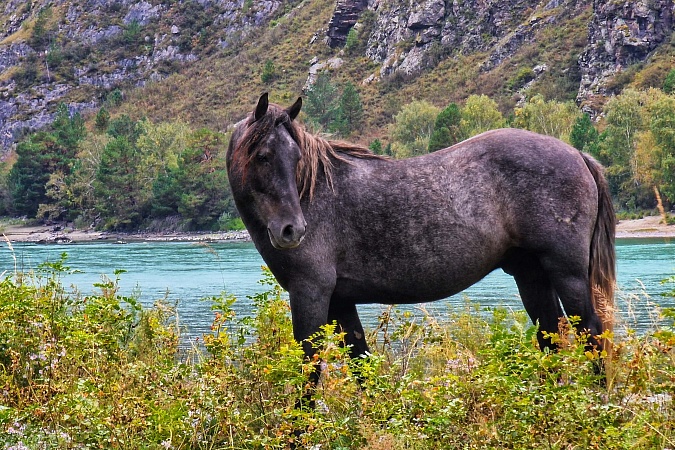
[232,103,386,199]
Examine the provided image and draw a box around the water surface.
[1,238,673,340]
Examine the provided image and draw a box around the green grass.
[0,260,673,449]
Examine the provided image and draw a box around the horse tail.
[582,153,616,341]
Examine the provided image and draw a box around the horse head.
[227,93,307,249]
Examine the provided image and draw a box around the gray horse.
[227,93,616,385]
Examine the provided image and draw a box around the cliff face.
[363,0,543,77]
[1,0,674,153]
[577,0,674,106]
[0,0,288,151]
[327,0,674,101]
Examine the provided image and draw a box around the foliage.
[663,68,675,94]
[334,82,364,136]
[570,113,600,154]
[152,129,233,230]
[459,94,505,140]
[261,59,276,83]
[305,74,364,137]
[8,104,84,218]
[390,100,440,158]
[0,265,673,448]
[598,88,675,209]
[428,103,461,152]
[7,110,235,231]
[506,66,536,91]
[304,72,340,131]
[344,28,359,54]
[512,94,581,142]
[28,6,56,50]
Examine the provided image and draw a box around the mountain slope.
[1,0,674,152]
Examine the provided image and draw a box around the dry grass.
[112,0,592,147]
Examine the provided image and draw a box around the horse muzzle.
[267,220,307,249]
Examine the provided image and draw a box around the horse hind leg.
[503,250,564,352]
[538,251,605,351]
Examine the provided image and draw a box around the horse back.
[300,128,599,303]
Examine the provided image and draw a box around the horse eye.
[256,151,270,163]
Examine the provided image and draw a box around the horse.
[226,93,616,388]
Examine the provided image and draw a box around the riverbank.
[1,215,674,243]
[0,224,251,244]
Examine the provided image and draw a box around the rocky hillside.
[1,0,674,152]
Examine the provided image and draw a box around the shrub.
[0,264,673,448]
[261,59,275,83]
[663,68,675,94]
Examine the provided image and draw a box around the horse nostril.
[282,224,295,241]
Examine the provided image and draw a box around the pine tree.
[570,113,599,155]
[428,103,461,152]
[335,82,363,136]
[304,72,339,130]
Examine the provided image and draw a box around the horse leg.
[287,281,334,408]
[539,254,604,349]
[327,300,370,386]
[327,300,370,359]
[504,251,564,352]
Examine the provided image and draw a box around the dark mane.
[232,103,386,199]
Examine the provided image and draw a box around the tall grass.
[0,261,673,449]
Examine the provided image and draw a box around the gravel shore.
[1,215,673,244]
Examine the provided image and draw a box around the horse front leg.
[288,280,334,409]
[327,300,370,387]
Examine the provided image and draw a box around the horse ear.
[286,97,302,121]
[254,93,269,121]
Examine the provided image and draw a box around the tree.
[569,113,599,155]
[344,28,359,54]
[261,59,275,83]
[8,104,84,218]
[8,135,53,216]
[369,139,383,155]
[334,82,363,136]
[428,103,461,152]
[390,100,440,158]
[512,94,580,141]
[151,129,233,229]
[94,136,145,229]
[599,89,647,207]
[647,95,675,204]
[304,72,339,130]
[459,95,505,139]
[663,68,675,94]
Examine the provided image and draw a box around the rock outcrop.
[334,0,572,78]
[326,0,369,48]
[0,0,288,152]
[325,0,674,112]
[577,0,674,107]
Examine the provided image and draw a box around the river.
[1,238,673,341]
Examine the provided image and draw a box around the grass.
[110,0,592,148]
[0,260,673,449]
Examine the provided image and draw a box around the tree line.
[2,103,235,231]
[2,77,673,231]
[381,87,675,213]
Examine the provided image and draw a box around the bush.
[1,263,673,448]
[663,68,675,94]
[261,59,275,83]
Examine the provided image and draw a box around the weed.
[0,263,673,448]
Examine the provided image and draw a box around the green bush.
[0,262,673,448]
[261,59,275,83]
[663,68,675,94]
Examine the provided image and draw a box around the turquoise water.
[1,238,673,341]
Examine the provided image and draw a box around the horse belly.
[334,254,498,305]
